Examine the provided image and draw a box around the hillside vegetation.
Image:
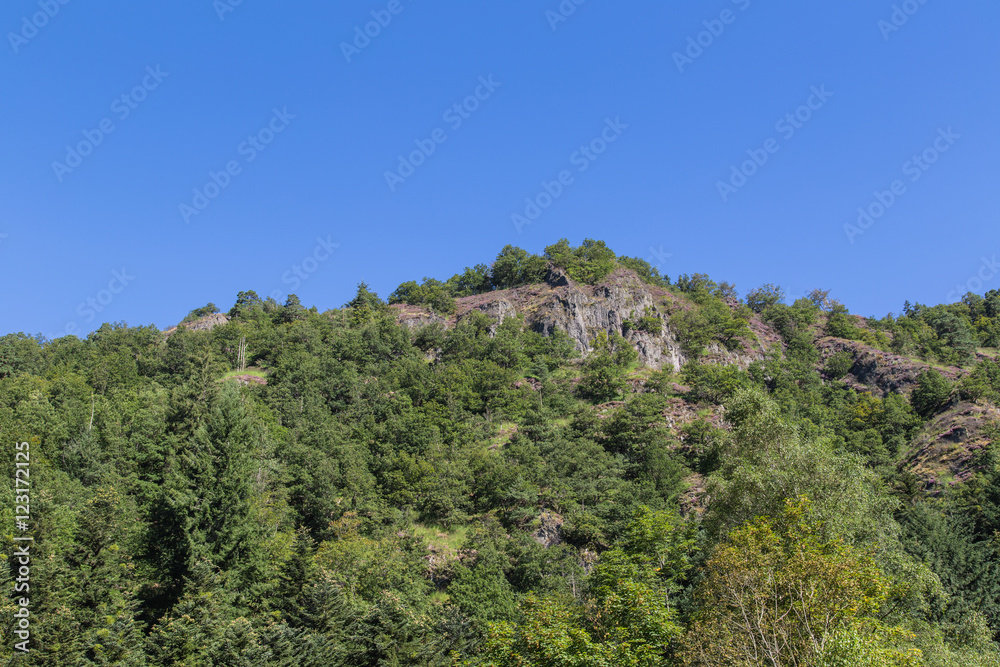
[2,239,1000,665]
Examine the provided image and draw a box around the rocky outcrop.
[901,402,999,493]
[532,510,564,547]
[393,266,767,371]
[392,304,448,330]
[816,337,963,397]
[163,312,230,337]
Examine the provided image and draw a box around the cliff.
[392,265,768,371]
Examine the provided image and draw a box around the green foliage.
[959,359,1000,403]
[490,245,547,290]
[681,361,752,404]
[484,511,692,666]
[6,242,1000,665]
[228,289,263,318]
[827,302,865,340]
[682,498,914,667]
[745,283,785,313]
[543,238,617,285]
[672,299,752,359]
[578,331,638,402]
[910,369,953,418]
[181,302,220,323]
[618,256,670,287]
[623,307,662,336]
[389,277,457,314]
[825,350,855,379]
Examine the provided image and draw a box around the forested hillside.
[3,239,1000,665]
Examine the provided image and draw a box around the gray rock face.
[394,266,766,371]
[532,510,564,548]
[164,312,230,337]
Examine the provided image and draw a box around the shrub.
[910,369,953,418]
[824,351,854,379]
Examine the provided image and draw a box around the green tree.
[681,498,916,667]
[910,369,952,418]
[745,283,785,313]
[490,245,547,290]
[578,332,638,402]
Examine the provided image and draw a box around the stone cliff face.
[815,337,964,397]
[393,265,768,370]
[163,312,230,337]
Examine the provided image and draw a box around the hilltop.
[3,238,1000,665]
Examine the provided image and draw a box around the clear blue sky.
[2,0,997,339]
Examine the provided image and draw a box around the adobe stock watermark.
[266,236,340,304]
[947,255,999,302]
[673,0,751,74]
[511,117,628,234]
[341,0,414,64]
[7,0,72,54]
[546,0,587,31]
[179,107,295,224]
[878,0,930,41]
[844,126,959,244]
[214,0,246,21]
[48,268,136,340]
[717,85,833,202]
[647,245,673,273]
[51,66,169,183]
[385,75,501,192]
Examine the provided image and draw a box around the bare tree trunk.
[238,335,248,372]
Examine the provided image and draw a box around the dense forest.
[3,239,1000,665]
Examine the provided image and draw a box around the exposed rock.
[393,266,768,371]
[228,374,267,387]
[816,337,964,397]
[532,510,564,548]
[901,402,999,494]
[164,312,230,336]
[545,264,570,287]
[392,305,448,330]
[474,299,517,334]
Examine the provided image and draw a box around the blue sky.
[2,0,997,338]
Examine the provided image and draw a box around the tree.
[910,369,952,418]
[705,387,900,548]
[826,303,863,340]
[182,303,221,323]
[491,245,547,290]
[447,263,492,296]
[681,498,916,667]
[746,283,785,313]
[228,290,262,318]
[344,281,386,324]
[578,332,638,402]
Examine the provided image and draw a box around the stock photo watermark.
[511,116,628,234]
[546,0,587,31]
[673,0,752,74]
[214,0,247,21]
[947,255,998,302]
[878,0,930,41]
[844,126,959,244]
[51,66,169,183]
[716,85,833,202]
[341,0,414,64]
[179,107,295,224]
[647,245,672,272]
[48,268,135,339]
[266,236,340,303]
[12,440,32,654]
[385,75,501,192]
[7,0,72,54]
